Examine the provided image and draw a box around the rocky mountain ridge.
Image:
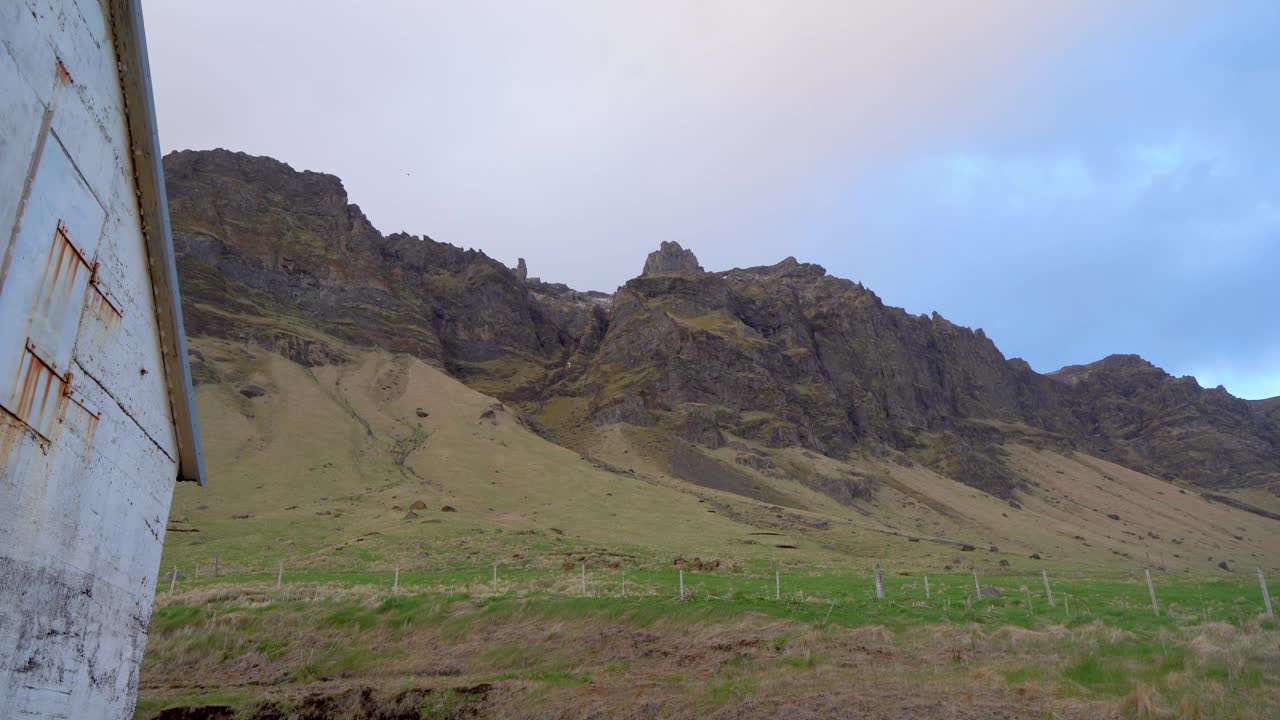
[165,148,1280,500]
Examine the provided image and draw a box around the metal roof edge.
[109,0,206,486]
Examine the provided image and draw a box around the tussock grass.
[137,580,1280,720]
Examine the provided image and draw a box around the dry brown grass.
[146,585,1280,719]
[1121,686,1160,718]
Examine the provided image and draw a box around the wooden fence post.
[492,563,498,593]
[1145,567,1159,617]
[277,560,284,589]
[874,564,885,600]
[679,568,685,599]
[924,574,930,600]
[1042,570,1055,608]
[1259,568,1274,618]
[213,555,219,578]
[393,563,400,591]
[581,562,587,596]
[775,570,780,601]
[973,569,981,600]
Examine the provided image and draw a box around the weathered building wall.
[1,1,181,718]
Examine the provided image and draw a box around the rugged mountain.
[165,149,1280,512]
[1048,355,1280,491]
[164,149,607,371]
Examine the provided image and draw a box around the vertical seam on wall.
[0,108,54,298]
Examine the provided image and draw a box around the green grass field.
[142,341,1280,718]
[158,567,1276,633]
[137,570,1280,719]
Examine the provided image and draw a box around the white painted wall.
[1,1,181,718]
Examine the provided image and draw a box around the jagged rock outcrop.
[642,241,704,275]
[164,149,602,365]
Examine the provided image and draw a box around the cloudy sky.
[144,1,1279,399]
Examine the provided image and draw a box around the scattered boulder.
[415,408,429,418]
[999,559,1010,567]
[440,505,457,512]
[403,510,418,520]
[1107,513,1121,521]
[409,500,427,510]
[515,257,528,282]
[960,544,976,552]
[1217,560,1232,572]
[1029,553,1042,560]
[978,586,1002,598]
[230,513,251,520]
[237,385,266,399]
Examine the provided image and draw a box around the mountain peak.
[1049,354,1163,385]
[642,241,704,275]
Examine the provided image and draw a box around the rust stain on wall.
[40,223,90,322]
[11,350,67,440]
[55,57,72,85]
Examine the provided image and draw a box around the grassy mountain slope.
[163,331,1279,578]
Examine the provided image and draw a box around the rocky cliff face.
[166,149,1279,496]
[1048,355,1280,489]
[165,149,605,369]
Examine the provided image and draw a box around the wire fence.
[156,558,1277,626]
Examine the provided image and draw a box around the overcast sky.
[144,1,1279,399]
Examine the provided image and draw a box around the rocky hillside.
[165,149,1280,505]
[164,149,608,370]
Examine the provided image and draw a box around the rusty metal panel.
[10,344,68,440]
[0,132,105,433]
